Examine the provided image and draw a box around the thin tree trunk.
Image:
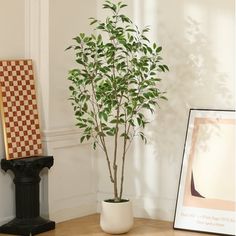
[113,118,119,201]
[119,118,132,199]
[119,139,127,199]
[113,164,118,201]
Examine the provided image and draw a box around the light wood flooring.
[0,214,217,236]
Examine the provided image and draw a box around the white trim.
[24,0,40,61]
[49,193,97,223]
[42,127,82,142]
[38,0,50,130]
[0,216,14,226]
[24,0,50,130]
[24,0,30,58]
[41,127,93,147]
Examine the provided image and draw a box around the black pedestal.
[0,156,55,236]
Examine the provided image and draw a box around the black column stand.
[0,156,55,236]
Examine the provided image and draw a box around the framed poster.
[174,109,236,235]
[0,59,43,160]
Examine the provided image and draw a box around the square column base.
[0,217,55,236]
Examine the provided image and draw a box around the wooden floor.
[0,214,216,236]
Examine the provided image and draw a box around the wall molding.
[24,0,40,60]
[41,127,92,153]
[42,127,82,142]
[24,0,50,130]
[41,127,97,223]
[49,193,97,223]
[0,216,14,227]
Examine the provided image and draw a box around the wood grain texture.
[0,214,216,236]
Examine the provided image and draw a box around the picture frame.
[174,109,236,235]
[0,59,43,160]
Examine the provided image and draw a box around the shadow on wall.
[147,15,233,208]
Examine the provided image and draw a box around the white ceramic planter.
[100,200,134,234]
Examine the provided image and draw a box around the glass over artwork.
[174,109,235,236]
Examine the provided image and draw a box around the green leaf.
[90,19,98,25]
[160,96,168,100]
[139,132,147,144]
[129,119,135,127]
[156,46,162,53]
[82,103,88,112]
[150,64,156,70]
[97,34,102,43]
[73,36,81,44]
[163,65,169,71]
[158,65,165,72]
[80,136,86,143]
[103,112,108,122]
[93,142,97,149]
[142,103,150,109]
[106,131,114,136]
[137,117,141,126]
[120,4,127,8]
[110,119,118,124]
[65,45,73,51]
[80,33,85,39]
[98,131,106,137]
[143,93,150,99]
[120,133,130,139]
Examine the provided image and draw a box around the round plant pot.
[100,199,134,234]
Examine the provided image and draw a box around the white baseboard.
[0,215,14,226]
[50,202,97,223]
[0,196,97,225]
[49,193,97,223]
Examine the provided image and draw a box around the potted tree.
[66,0,168,234]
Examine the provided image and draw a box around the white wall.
[48,0,96,130]
[0,0,25,225]
[0,0,98,224]
[96,0,235,221]
[0,0,25,59]
[45,0,98,222]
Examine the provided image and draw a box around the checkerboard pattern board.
[0,60,42,160]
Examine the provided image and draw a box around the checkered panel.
[0,60,42,160]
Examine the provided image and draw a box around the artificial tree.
[67,0,168,202]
